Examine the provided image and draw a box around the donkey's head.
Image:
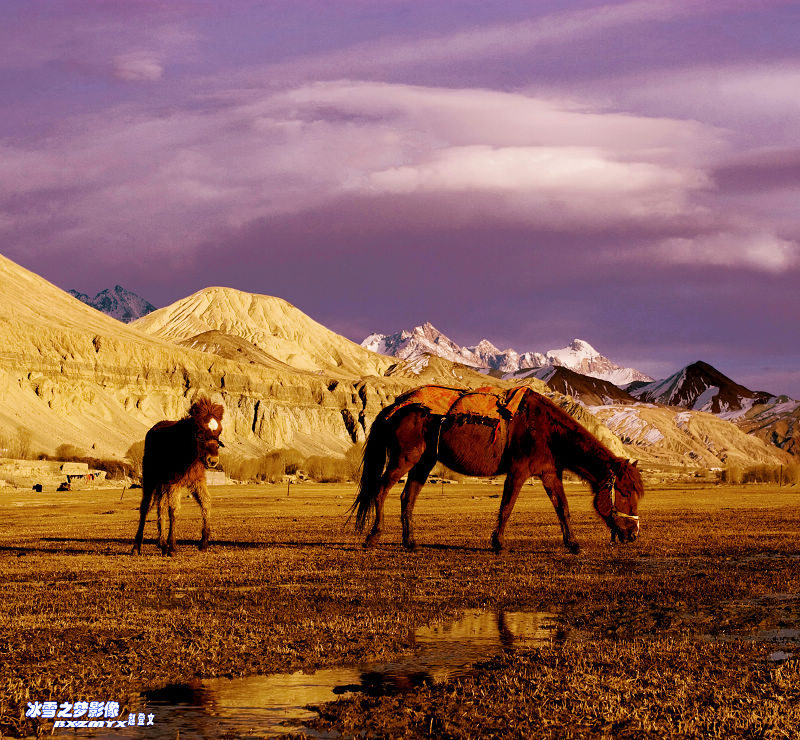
[189,397,225,468]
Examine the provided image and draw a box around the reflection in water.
[108,609,565,739]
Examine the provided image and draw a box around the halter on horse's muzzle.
[607,474,639,537]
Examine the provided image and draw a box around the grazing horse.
[350,385,642,553]
[131,397,224,556]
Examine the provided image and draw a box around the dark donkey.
[131,397,224,556]
[351,385,642,553]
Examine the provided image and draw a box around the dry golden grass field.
[1,479,799,738]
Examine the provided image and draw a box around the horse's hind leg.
[400,447,438,551]
[191,481,211,551]
[491,466,528,553]
[364,450,423,548]
[131,485,154,555]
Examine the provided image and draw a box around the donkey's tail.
[348,406,394,533]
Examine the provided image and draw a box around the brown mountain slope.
[528,366,638,406]
[0,255,409,458]
[589,404,791,468]
[734,398,800,457]
[178,330,301,373]
[133,287,395,378]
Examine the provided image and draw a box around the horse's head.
[595,458,643,544]
[189,398,225,469]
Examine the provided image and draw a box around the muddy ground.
[1,479,799,738]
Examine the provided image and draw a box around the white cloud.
[583,62,800,149]
[113,51,164,82]
[365,144,707,226]
[656,231,799,272]
[0,79,755,253]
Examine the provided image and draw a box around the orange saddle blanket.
[387,384,529,423]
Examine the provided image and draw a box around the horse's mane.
[528,392,644,497]
[526,391,618,478]
[189,396,224,422]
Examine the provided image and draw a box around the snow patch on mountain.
[693,386,720,412]
[598,406,665,446]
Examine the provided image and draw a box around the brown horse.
[350,386,642,553]
[131,397,224,556]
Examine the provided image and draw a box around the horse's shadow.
[1,538,495,556]
[0,537,369,556]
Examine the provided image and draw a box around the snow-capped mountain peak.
[362,324,651,384]
[546,338,599,366]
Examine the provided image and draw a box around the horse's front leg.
[191,481,212,551]
[491,467,528,553]
[541,470,579,554]
[164,486,182,557]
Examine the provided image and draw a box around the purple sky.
[3,1,799,395]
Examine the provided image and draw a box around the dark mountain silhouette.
[628,361,773,413]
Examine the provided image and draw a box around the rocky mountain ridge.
[627,361,774,414]
[69,285,156,323]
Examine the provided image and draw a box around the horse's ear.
[629,459,638,468]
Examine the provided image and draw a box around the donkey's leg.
[166,496,178,557]
[157,488,169,555]
[191,481,212,551]
[165,486,183,557]
[541,470,579,554]
[364,449,424,548]
[400,447,438,551]
[131,484,153,555]
[491,466,528,552]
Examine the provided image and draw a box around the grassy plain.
[1,479,799,738]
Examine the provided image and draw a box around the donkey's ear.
[212,403,225,420]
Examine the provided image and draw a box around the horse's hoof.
[490,532,504,553]
[363,534,380,549]
[130,546,141,556]
[403,540,418,552]
[566,541,581,555]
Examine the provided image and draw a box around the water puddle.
[707,627,800,644]
[72,609,563,738]
[704,627,800,666]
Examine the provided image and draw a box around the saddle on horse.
[387,385,530,441]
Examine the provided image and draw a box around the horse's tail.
[349,406,394,533]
